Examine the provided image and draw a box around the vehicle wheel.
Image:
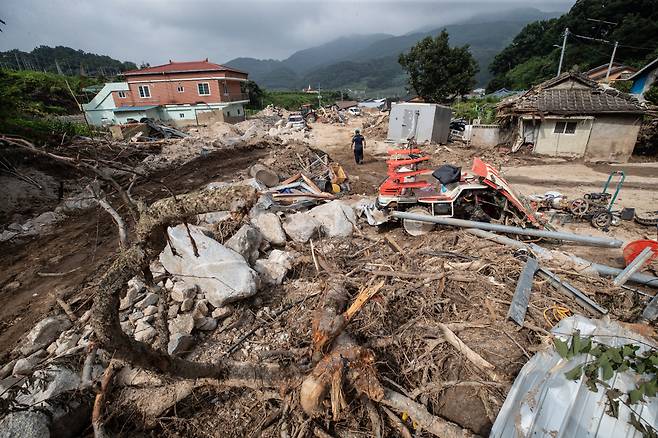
[591,210,612,229]
[570,198,589,217]
[403,206,435,236]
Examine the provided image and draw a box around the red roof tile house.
[83,59,249,126]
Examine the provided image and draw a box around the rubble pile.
[362,112,388,139]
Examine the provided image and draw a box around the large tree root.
[91,185,299,385]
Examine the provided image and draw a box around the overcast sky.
[0,0,573,65]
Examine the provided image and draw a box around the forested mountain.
[0,46,137,76]
[226,7,563,93]
[488,0,658,92]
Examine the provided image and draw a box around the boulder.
[309,200,356,237]
[0,411,51,438]
[180,298,194,312]
[226,224,262,264]
[282,212,319,243]
[167,303,180,319]
[250,213,286,246]
[168,333,195,356]
[171,282,197,302]
[13,349,47,376]
[169,314,194,336]
[54,331,81,356]
[17,365,81,407]
[159,225,259,307]
[143,305,158,317]
[20,316,72,356]
[134,320,156,343]
[254,250,297,286]
[135,292,158,309]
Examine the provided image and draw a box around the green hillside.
[225,7,563,93]
[0,45,137,76]
[488,0,658,91]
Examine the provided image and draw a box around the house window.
[177,86,184,93]
[117,91,126,98]
[554,121,577,134]
[138,85,151,98]
[198,83,210,96]
[223,82,229,95]
[179,113,185,118]
[237,108,241,115]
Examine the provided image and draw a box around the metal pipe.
[466,228,658,288]
[613,247,654,286]
[392,211,624,248]
[537,267,607,315]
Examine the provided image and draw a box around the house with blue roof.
[629,57,658,101]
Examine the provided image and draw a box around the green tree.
[645,84,658,106]
[398,30,478,102]
[243,80,264,109]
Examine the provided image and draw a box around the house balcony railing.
[221,93,249,102]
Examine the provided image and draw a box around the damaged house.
[498,73,645,162]
[83,59,249,127]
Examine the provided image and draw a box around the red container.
[622,240,658,266]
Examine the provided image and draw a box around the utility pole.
[605,41,619,82]
[557,28,569,76]
[317,83,321,108]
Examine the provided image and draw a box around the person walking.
[351,129,366,164]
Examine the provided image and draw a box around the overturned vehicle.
[375,148,544,235]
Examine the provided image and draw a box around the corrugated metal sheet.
[491,316,658,438]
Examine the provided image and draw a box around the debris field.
[0,106,657,438]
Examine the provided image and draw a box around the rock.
[54,331,81,356]
[135,292,158,309]
[17,365,81,406]
[13,350,47,376]
[119,289,137,311]
[282,212,319,243]
[169,314,194,336]
[194,317,218,331]
[180,298,194,312]
[171,282,197,302]
[168,333,195,356]
[121,321,134,335]
[128,311,144,323]
[143,305,158,317]
[20,315,72,356]
[211,306,233,320]
[308,200,357,237]
[0,411,51,438]
[165,278,174,290]
[194,299,210,317]
[251,213,286,245]
[226,224,262,264]
[134,320,156,343]
[168,303,180,318]
[159,224,259,307]
[254,250,297,286]
[121,278,145,310]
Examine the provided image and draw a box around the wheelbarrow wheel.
[403,206,435,236]
[570,198,589,217]
[591,210,612,229]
